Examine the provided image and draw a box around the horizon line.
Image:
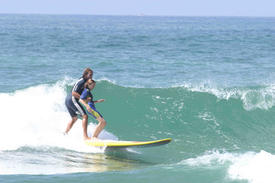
[0,12,275,18]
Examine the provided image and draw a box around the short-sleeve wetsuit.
[65,77,87,117]
[80,88,102,119]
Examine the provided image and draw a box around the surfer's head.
[83,68,93,80]
[85,78,96,90]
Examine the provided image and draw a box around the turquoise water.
[1,14,275,183]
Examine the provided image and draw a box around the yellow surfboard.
[85,138,172,148]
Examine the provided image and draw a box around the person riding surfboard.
[64,68,93,140]
[79,78,106,140]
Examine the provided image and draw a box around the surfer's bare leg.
[82,114,90,140]
[65,116,77,134]
[92,117,106,138]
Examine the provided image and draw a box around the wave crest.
[181,150,275,183]
[179,82,275,110]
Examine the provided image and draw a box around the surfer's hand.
[87,108,93,114]
[97,99,105,103]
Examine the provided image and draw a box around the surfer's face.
[87,79,96,90]
[86,71,93,79]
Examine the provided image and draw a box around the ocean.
[0,14,275,183]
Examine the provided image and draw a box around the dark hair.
[82,68,93,78]
[84,79,95,88]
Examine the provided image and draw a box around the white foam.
[174,82,275,111]
[182,150,236,167]
[96,77,117,85]
[228,150,275,183]
[181,150,275,183]
[0,80,117,152]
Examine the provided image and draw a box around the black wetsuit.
[65,77,87,117]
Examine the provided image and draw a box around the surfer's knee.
[72,116,78,122]
[98,118,106,127]
[102,119,106,127]
[83,114,88,120]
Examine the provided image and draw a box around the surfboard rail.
[85,138,172,148]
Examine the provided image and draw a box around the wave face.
[95,81,275,153]
[1,80,275,182]
[1,80,275,150]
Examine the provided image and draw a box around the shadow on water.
[105,147,154,162]
[1,146,160,174]
[0,140,176,175]
[63,149,153,173]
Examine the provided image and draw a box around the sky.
[0,0,274,17]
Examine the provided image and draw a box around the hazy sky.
[0,0,274,17]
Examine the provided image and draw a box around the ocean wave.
[181,150,275,183]
[96,79,275,110]
[85,77,275,111]
[0,80,116,152]
[174,82,275,110]
[1,78,274,151]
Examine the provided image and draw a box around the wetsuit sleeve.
[72,79,85,94]
[80,89,88,100]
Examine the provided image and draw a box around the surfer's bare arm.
[72,91,81,99]
[93,99,105,103]
[79,99,94,113]
[79,99,89,108]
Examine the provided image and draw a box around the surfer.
[79,78,106,140]
[64,68,93,140]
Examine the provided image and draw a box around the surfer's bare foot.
[84,136,91,140]
[91,137,99,141]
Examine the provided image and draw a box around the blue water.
[1,14,275,183]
